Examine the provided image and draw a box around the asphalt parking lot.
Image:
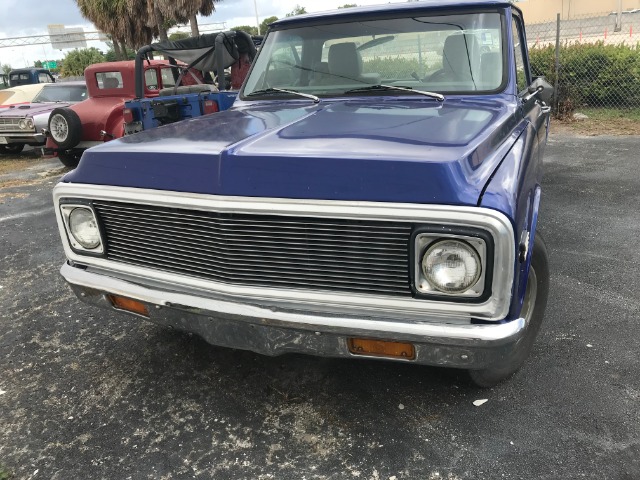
[1,133,639,480]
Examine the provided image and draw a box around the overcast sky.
[0,0,397,69]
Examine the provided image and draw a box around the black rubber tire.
[0,144,25,154]
[57,150,82,169]
[48,107,82,150]
[469,232,550,388]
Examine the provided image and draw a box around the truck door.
[513,15,549,159]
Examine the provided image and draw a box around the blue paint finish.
[64,95,523,207]
[271,1,519,28]
[124,91,238,133]
[480,112,543,320]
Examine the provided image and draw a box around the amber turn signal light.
[108,295,149,317]
[348,338,415,360]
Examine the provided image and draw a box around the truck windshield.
[243,12,505,99]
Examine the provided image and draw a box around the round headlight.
[26,118,34,129]
[68,208,101,249]
[422,240,482,294]
[18,119,27,130]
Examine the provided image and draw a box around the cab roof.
[272,0,518,27]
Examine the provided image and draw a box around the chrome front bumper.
[61,263,526,369]
[0,132,46,144]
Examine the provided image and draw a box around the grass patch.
[0,464,13,480]
[554,108,640,136]
[0,153,50,175]
[577,108,640,121]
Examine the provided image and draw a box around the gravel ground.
[0,133,639,479]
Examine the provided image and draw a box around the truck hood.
[64,96,522,206]
[0,102,73,117]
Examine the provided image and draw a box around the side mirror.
[528,76,554,105]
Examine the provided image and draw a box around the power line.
[0,22,227,49]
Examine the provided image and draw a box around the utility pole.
[615,0,623,32]
[253,0,261,35]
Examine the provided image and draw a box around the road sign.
[43,61,57,69]
[48,24,87,49]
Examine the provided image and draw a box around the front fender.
[103,109,125,140]
[479,121,542,319]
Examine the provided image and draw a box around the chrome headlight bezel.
[18,119,27,130]
[59,203,104,255]
[412,228,492,301]
[25,118,34,130]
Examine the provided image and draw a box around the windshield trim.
[270,5,509,29]
[240,8,509,101]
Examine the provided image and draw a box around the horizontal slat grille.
[92,201,413,296]
[0,117,21,132]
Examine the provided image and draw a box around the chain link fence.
[527,11,640,117]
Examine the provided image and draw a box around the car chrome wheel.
[50,113,69,143]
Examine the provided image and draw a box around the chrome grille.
[92,201,413,296]
[0,117,21,132]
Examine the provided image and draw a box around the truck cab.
[8,68,55,87]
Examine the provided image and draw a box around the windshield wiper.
[246,87,320,104]
[344,84,445,102]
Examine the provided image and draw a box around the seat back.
[480,51,503,89]
[103,77,120,89]
[328,42,362,83]
[441,34,481,83]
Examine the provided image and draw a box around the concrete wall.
[514,0,640,23]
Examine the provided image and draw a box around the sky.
[0,0,399,69]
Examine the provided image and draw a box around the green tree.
[34,60,44,68]
[59,47,105,77]
[155,0,220,37]
[233,25,258,35]
[168,31,191,41]
[338,3,357,7]
[104,41,136,62]
[286,5,307,17]
[260,16,278,34]
[1,64,11,76]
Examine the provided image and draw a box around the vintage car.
[0,82,86,154]
[0,84,45,108]
[44,60,178,168]
[53,0,552,387]
[8,68,55,87]
[45,51,248,169]
[123,30,258,136]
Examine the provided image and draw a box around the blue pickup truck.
[53,0,553,387]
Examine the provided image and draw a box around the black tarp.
[135,30,258,97]
[148,31,257,72]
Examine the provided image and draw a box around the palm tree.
[76,0,157,57]
[155,0,219,37]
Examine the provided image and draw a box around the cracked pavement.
[1,134,639,479]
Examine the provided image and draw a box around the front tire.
[469,233,550,388]
[57,150,82,169]
[0,144,25,154]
